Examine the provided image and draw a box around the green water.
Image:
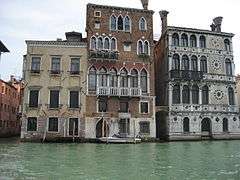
[0,139,240,180]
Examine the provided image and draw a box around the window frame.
[140,101,149,114]
[27,117,38,132]
[48,117,59,132]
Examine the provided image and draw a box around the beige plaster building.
[21,32,88,141]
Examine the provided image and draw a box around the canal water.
[0,139,240,180]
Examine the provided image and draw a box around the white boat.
[98,137,141,144]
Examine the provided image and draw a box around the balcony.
[170,70,203,81]
[89,50,118,60]
[97,87,141,97]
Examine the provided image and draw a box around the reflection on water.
[1,139,240,179]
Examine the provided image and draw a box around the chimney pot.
[141,0,149,10]
[159,10,169,34]
[212,16,223,32]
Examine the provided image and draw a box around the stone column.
[180,84,183,104]
[199,89,202,104]
[169,84,173,106]
[169,55,172,71]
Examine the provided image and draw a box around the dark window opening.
[48,117,58,132]
[27,117,37,131]
[50,90,59,108]
[140,121,150,134]
[29,90,39,108]
[70,91,79,108]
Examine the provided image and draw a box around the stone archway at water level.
[96,119,109,138]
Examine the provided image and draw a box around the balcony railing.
[97,87,141,97]
[170,70,203,81]
[89,50,118,60]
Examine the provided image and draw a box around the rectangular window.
[139,121,150,134]
[94,11,101,17]
[98,98,107,112]
[120,101,129,113]
[29,90,39,108]
[49,90,59,108]
[94,21,100,29]
[70,91,79,108]
[119,118,130,135]
[48,117,58,132]
[51,57,61,74]
[123,43,131,52]
[70,58,80,75]
[69,118,78,136]
[27,117,37,131]
[140,102,149,113]
[31,57,41,73]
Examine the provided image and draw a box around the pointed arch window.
[172,54,180,70]
[88,67,97,91]
[90,36,97,50]
[191,55,198,71]
[190,35,197,47]
[110,14,117,31]
[144,41,149,55]
[124,16,131,32]
[192,85,199,104]
[139,17,147,31]
[98,37,103,50]
[223,118,228,132]
[182,55,189,70]
[172,33,179,46]
[200,56,207,73]
[111,38,117,51]
[202,85,209,104]
[200,36,206,48]
[225,59,232,76]
[138,40,144,54]
[183,117,190,133]
[224,39,230,51]
[172,84,180,104]
[228,87,235,105]
[181,34,188,47]
[182,85,190,104]
[104,37,110,50]
[120,68,128,87]
[130,69,138,88]
[117,15,123,30]
[98,67,107,87]
[109,68,118,87]
[141,69,148,93]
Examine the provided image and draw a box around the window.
[94,11,101,17]
[172,54,180,70]
[110,15,117,31]
[228,87,235,105]
[51,57,60,74]
[138,40,144,54]
[224,39,230,51]
[111,38,117,51]
[98,37,103,50]
[144,41,149,55]
[172,33,179,46]
[70,91,79,108]
[88,67,97,91]
[94,21,100,29]
[49,90,59,108]
[191,55,198,71]
[29,90,39,108]
[225,59,232,76]
[117,15,123,30]
[139,121,150,134]
[48,118,58,132]
[98,98,107,112]
[183,117,190,133]
[124,16,131,32]
[31,57,41,73]
[104,37,110,50]
[200,56,207,73]
[223,118,228,132]
[120,101,129,112]
[90,36,97,50]
[70,58,80,75]
[69,118,78,136]
[140,102,148,113]
[141,69,148,93]
[181,34,188,47]
[119,119,130,135]
[182,85,190,104]
[200,36,206,48]
[182,55,189,70]
[120,68,128,87]
[202,85,209,105]
[27,117,37,131]
[123,43,131,52]
[130,69,138,88]
[98,67,107,87]
[139,17,147,30]
[192,85,199,104]
[190,35,197,47]
[173,85,180,104]
[109,68,118,87]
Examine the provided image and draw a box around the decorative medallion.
[211,59,222,70]
[210,38,221,48]
[213,90,224,100]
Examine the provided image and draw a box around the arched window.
[224,39,230,51]
[192,85,199,104]
[141,69,148,93]
[200,36,206,48]
[200,56,207,73]
[225,59,232,76]
[144,41,149,55]
[104,37,110,50]
[202,85,209,104]
[183,117,190,133]
[172,33,179,46]
[90,36,97,50]
[117,15,123,30]
[130,69,138,88]
[181,34,188,47]
[190,35,197,47]
[124,16,131,32]
[172,54,180,70]
[172,84,180,104]
[111,38,117,51]
[139,17,147,31]
[191,55,198,71]
[120,68,128,87]
[182,55,189,70]
[182,85,190,104]
[98,67,107,87]
[98,37,103,50]
[110,14,117,31]
[88,67,97,91]
[109,68,118,87]
[138,40,144,54]
[228,87,235,105]
[223,118,228,132]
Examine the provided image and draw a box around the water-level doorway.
[96,119,109,138]
[201,118,211,136]
[69,118,79,136]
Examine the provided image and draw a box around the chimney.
[211,16,223,32]
[141,0,149,10]
[65,31,82,42]
[159,10,169,34]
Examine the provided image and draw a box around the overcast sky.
[0,0,239,81]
